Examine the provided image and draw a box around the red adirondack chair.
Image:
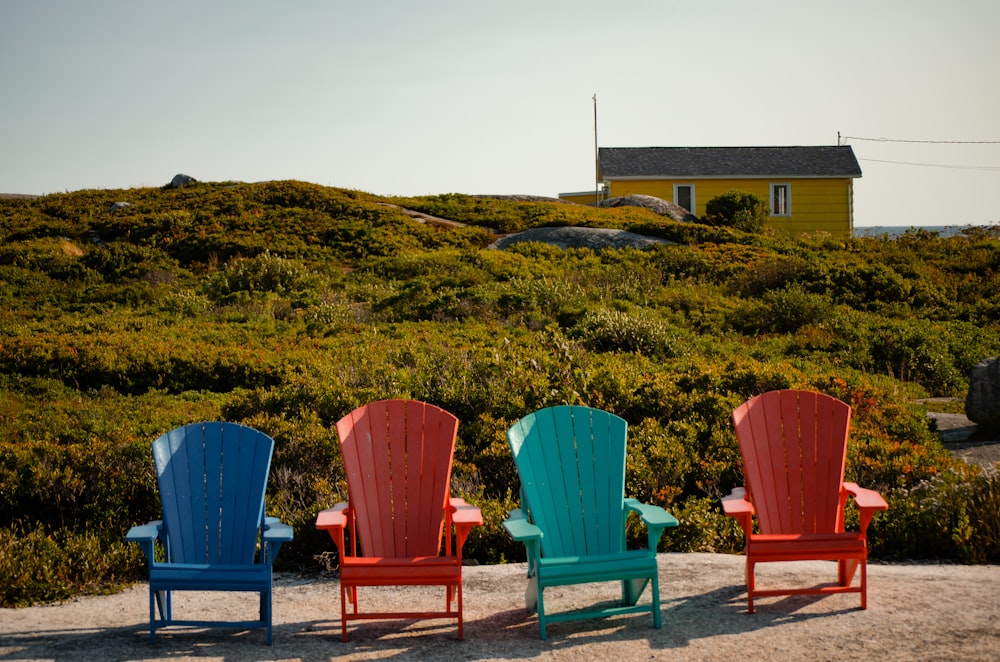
[315,399,483,641]
[722,389,888,612]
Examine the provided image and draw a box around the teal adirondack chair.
[126,422,293,645]
[504,405,678,639]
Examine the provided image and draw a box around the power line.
[858,157,1000,171]
[842,135,1000,145]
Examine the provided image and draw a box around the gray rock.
[168,173,197,188]
[489,226,669,252]
[597,194,698,223]
[966,357,1000,429]
[109,201,132,211]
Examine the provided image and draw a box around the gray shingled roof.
[599,146,862,179]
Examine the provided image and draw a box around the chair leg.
[537,586,547,640]
[622,577,648,606]
[860,559,868,610]
[154,589,171,620]
[148,587,157,643]
[456,579,465,640]
[839,558,860,586]
[746,559,756,614]
[651,572,662,629]
[262,589,273,646]
[340,583,349,642]
[524,574,539,615]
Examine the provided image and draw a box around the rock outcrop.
[167,173,197,188]
[597,194,697,223]
[489,226,669,252]
[966,357,1000,429]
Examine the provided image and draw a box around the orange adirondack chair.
[722,389,888,613]
[315,399,483,641]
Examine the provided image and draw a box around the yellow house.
[563,146,862,237]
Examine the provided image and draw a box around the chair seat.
[747,533,866,560]
[149,563,272,591]
[538,550,658,585]
[340,556,463,584]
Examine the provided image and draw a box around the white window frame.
[673,184,695,214]
[770,182,791,217]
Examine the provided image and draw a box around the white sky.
[2,0,998,227]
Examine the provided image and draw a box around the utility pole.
[593,94,599,204]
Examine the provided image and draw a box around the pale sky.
[2,0,998,227]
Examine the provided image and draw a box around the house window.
[674,184,695,213]
[770,183,790,216]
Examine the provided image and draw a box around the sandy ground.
[2,553,998,661]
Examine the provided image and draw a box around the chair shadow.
[656,582,863,646]
[447,581,863,656]
[0,584,863,661]
[0,621,299,662]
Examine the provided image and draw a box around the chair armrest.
[502,508,543,542]
[504,508,543,576]
[126,520,163,564]
[126,520,163,543]
[625,498,679,528]
[625,498,678,552]
[843,482,888,511]
[260,520,293,564]
[316,502,351,558]
[721,487,755,536]
[843,482,888,533]
[446,498,483,559]
[721,487,754,516]
[315,502,349,531]
[449,497,484,527]
[263,521,294,542]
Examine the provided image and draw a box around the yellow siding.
[558,191,603,205]
[606,177,853,237]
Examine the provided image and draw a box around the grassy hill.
[2,180,999,606]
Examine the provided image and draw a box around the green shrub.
[732,254,811,296]
[0,523,140,607]
[662,495,744,553]
[82,242,179,283]
[734,284,834,334]
[205,251,323,303]
[703,190,768,233]
[626,418,693,506]
[871,468,1000,562]
[571,309,687,359]
[460,489,524,564]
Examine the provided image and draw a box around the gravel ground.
[2,553,998,661]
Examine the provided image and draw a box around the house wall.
[605,177,854,237]
[558,190,604,205]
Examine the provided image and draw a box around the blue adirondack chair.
[126,422,293,645]
[504,405,678,639]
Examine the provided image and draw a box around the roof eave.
[604,173,862,180]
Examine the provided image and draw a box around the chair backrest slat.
[337,400,458,558]
[508,406,627,559]
[732,390,850,535]
[152,422,273,565]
